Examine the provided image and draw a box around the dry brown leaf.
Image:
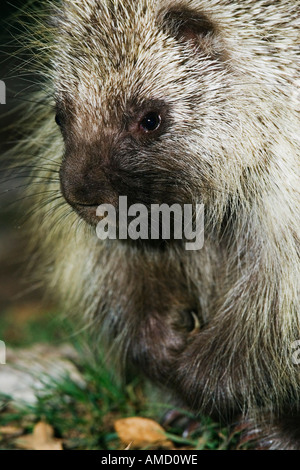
[114,417,174,449]
[15,422,63,450]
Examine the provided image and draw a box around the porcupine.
[12,0,300,449]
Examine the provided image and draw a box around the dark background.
[0,1,46,321]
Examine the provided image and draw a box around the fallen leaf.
[15,422,63,450]
[114,417,174,449]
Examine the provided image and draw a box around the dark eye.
[140,112,161,133]
[55,113,62,127]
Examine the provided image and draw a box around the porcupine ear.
[158,6,222,57]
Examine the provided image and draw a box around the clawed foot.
[161,409,201,438]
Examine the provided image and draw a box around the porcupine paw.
[161,409,201,438]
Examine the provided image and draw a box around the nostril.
[74,202,99,207]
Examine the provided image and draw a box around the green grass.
[0,309,243,450]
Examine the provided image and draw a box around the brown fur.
[10,0,300,449]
